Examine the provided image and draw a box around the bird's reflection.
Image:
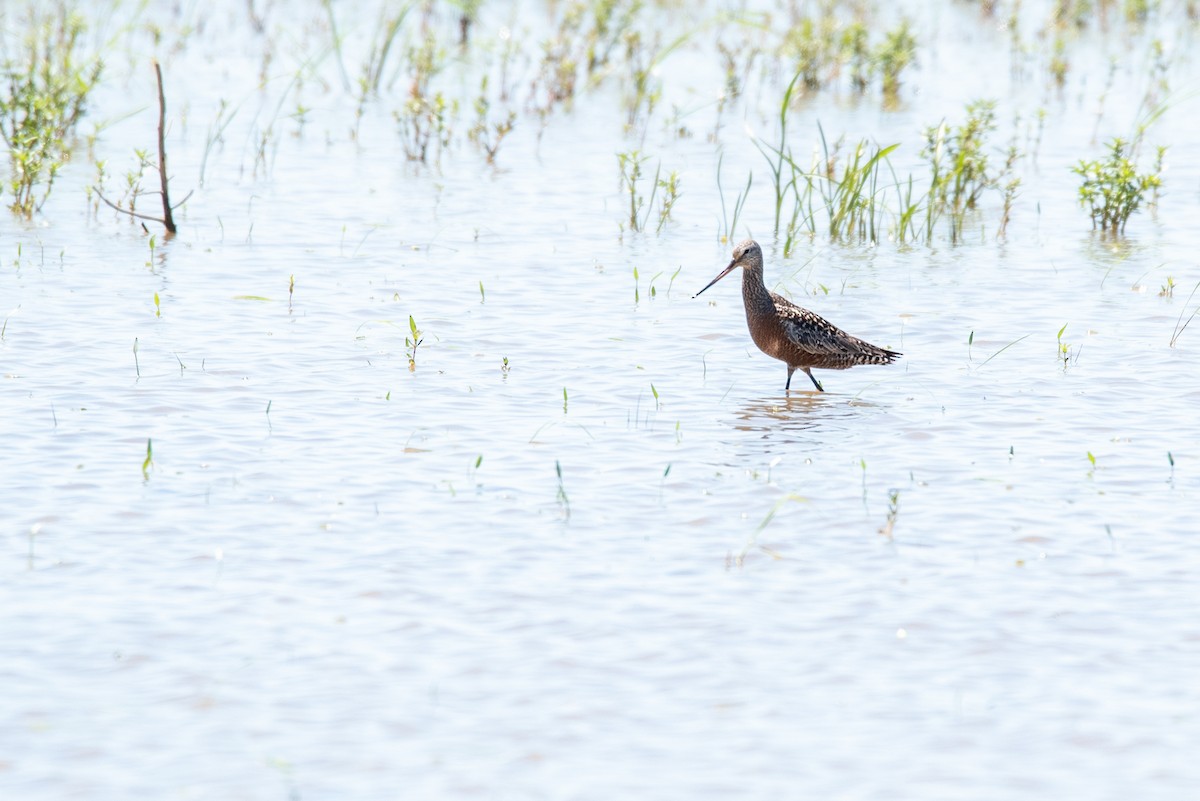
[731,392,883,433]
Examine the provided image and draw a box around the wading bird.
[695,239,900,391]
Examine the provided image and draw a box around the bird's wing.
[772,292,900,365]
[771,293,857,356]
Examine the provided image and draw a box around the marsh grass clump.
[781,14,835,91]
[1048,35,1069,88]
[392,28,455,164]
[580,0,642,76]
[778,10,909,101]
[617,150,677,234]
[921,100,1011,242]
[1073,137,1164,233]
[788,130,897,249]
[755,80,898,248]
[874,21,917,101]
[621,28,664,127]
[996,123,1023,238]
[655,169,681,232]
[618,150,653,231]
[0,7,102,216]
[530,0,639,115]
[468,77,516,164]
[533,34,579,111]
[396,93,454,163]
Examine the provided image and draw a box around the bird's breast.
[743,310,790,362]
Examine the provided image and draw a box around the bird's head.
[694,239,762,298]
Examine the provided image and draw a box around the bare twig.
[154,61,176,234]
[94,188,192,223]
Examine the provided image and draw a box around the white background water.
[3,1,1199,798]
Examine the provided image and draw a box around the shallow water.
[3,1,1200,798]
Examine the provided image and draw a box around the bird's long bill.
[693,260,737,298]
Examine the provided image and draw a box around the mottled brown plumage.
[695,239,900,391]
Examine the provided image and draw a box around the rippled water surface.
[3,1,1200,798]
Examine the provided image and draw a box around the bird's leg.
[803,368,824,392]
[785,367,795,391]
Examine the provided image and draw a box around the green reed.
[753,70,801,236]
[716,152,752,243]
[759,119,899,250]
[801,127,898,246]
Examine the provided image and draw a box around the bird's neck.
[741,266,774,315]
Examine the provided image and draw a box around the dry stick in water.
[153,61,176,234]
[95,60,192,234]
